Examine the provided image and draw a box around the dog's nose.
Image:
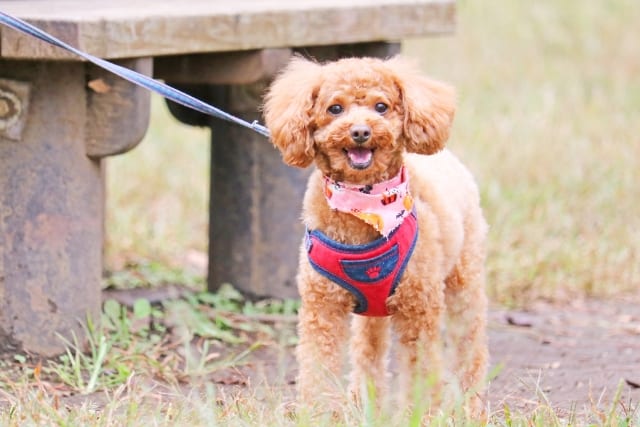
[350,124,371,144]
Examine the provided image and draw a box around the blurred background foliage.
[105,0,640,306]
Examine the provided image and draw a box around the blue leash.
[0,10,271,138]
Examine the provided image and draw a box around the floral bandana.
[323,166,414,237]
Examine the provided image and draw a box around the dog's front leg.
[388,280,445,415]
[348,316,391,409]
[295,273,352,411]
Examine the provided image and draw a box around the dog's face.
[263,56,455,184]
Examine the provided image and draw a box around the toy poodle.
[263,56,488,418]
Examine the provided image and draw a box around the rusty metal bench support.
[0,58,150,356]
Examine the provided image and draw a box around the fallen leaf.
[87,78,111,94]
[33,360,42,381]
[214,372,248,386]
[622,324,640,335]
[546,361,561,369]
[625,378,640,389]
[506,312,535,327]
[617,314,634,323]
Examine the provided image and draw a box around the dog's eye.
[374,103,389,114]
[327,104,344,115]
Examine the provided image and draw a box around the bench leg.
[165,82,310,298]
[166,83,310,299]
[0,62,100,355]
[208,84,312,298]
[0,57,150,356]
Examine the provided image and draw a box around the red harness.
[305,212,418,316]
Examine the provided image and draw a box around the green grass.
[2,353,638,427]
[0,290,637,425]
[0,286,303,426]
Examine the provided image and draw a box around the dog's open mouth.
[344,147,374,169]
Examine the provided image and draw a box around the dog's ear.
[263,56,322,168]
[385,57,456,155]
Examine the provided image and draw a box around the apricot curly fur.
[264,56,489,419]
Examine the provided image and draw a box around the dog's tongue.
[347,147,373,166]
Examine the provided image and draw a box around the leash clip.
[250,121,271,138]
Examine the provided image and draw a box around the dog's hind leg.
[443,215,489,417]
[348,316,391,408]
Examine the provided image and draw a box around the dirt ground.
[208,294,640,418]
[487,296,640,417]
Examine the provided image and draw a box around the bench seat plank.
[0,0,454,59]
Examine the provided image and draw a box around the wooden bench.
[0,0,455,355]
